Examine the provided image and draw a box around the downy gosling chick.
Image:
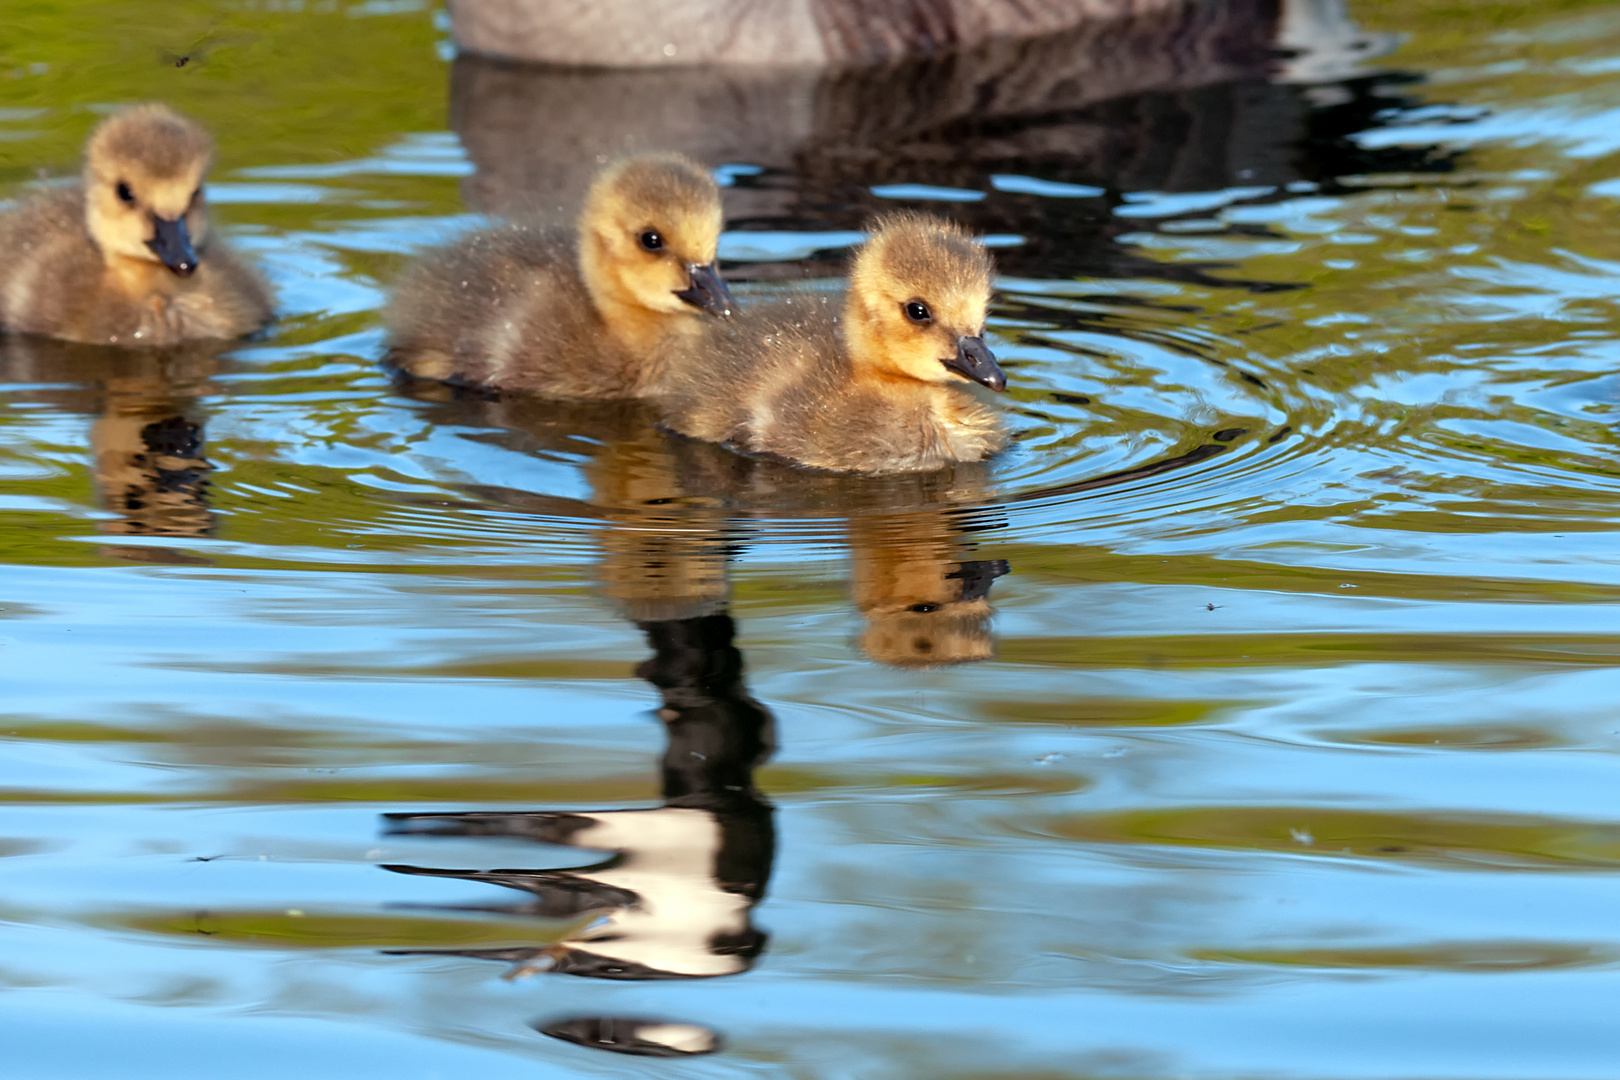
[0,105,273,346]
[659,213,1006,473]
[386,153,733,398]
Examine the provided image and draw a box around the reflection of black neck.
[378,609,776,976]
[639,613,775,809]
[639,613,776,902]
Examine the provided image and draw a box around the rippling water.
[7,1,1620,1076]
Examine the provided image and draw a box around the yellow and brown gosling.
[385,152,733,398]
[659,212,1006,474]
[0,104,273,346]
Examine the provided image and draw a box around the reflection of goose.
[92,407,211,541]
[661,213,1007,473]
[0,104,271,346]
[0,336,219,555]
[385,154,733,397]
[446,5,1281,218]
[538,1016,721,1058]
[377,393,1016,1053]
[381,613,774,982]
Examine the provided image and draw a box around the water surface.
[5,1,1620,1076]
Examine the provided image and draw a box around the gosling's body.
[661,214,1008,474]
[668,294,1004,473]
[386,226,660,397]
[0,105,271,346]
[386,153,731,399]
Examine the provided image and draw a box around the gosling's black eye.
[639,230,664,252]
[115,181,135,205]
[908,602,940,614]
[903,300,931,323]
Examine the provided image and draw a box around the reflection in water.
[361,0,1453,1062]
[410,383,1013,664]
[850,512,1007,667]
[381,612,772,1051]
[536,1016,721,1058]
[0,337,216,561]
[376,389,1014,1052]
[448,0,1285,218]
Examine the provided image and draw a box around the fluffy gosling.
[385,152,733,398]
[659,212,1006,474]
[0,104,272,346]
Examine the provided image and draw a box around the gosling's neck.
[843,296,1002,467]
[578,236,688,357]
[842,300,907,390]
[842,302,946,399]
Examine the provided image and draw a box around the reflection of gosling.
[386,153,733,398]
[94,409,211,538]
[0,105,272,346]
[660,213,1006,473]
[853,523,1007,666]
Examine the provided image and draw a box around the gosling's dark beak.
[943,335,1005,392]
[674,262,734,318]
[146,215,198,278]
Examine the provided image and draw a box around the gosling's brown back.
[661,291,1005,474]
[385,222,671,398]
[0,188,271,346]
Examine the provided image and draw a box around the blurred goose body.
[0,104,272,346]
[447,0,1213,67]
[660,213,1006,474]
[385,153,732,398]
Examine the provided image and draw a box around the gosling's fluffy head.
[83,104,214,273]
[846,213,1002,390]
[578,153,731,320]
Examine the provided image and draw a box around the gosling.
[0,104,273,346]
[659,212,1007,474]
[385,153,733,398]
